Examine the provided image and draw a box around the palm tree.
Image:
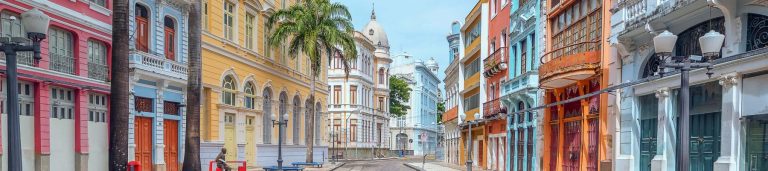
[181,0,202,170]
[109,0,130,169]
[266,0,357,163]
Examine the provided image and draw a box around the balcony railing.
[88,62,108,81]
[483,47,508,78]
[0,51,34,66]
[483,98,506,117]
[539,51,601,81]
[502,71,538,95]
[131,51,188,79]
[622,0,646,21]
[50,53,75,74]
[442,106,458,122]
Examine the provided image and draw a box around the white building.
[389,53,441,156]
[327,9,392,159]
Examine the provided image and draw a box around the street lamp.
[2,8,49,171]
[460,113,482,171]
[272,113,289,170]
[651,29,723,171]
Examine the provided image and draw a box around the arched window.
[675,17,725,60]
[135,4,150,52]
[244,82,256,109]
[279,91,288,144]
[292,95,301,145]
[263,87,273,144]
[164,16,176,60]
[747,14,768,51]
[641,54,661,78]
[518,101,525,124]
[379,68,385,84]
[222,75,237,105]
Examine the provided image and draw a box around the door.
[639,118,657,171]
[478,140,484,168]
[245,116,256,163]
[747,120,768,171]
[562,121,581,171]
[135,16,149,52]
[164,27,175,60]
[224,113,237,161]
[135,117,153,171]
[164,120,179,171]
[689,112,721,171]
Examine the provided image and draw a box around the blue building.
[128,0,189,170]
[389,53,441,156]
[500,0,542,170]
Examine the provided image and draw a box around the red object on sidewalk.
[208,160,247,171]
[127,161,142,171]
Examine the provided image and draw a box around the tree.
[181,0,202,170]
[389,76,411,118]
[436,102,445,123]
[109,0,130,169]
[266,0,357,163]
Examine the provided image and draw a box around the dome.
[363,9,389,49]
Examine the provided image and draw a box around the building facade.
[458,0,489,169]
[482,0,511,170]
[540,0,612,170]
[442,20,463,166]
[0,0,112,170]
[389,54,441,156]
[500,0,543,171]
[199,0,328,169]
[610,0,768,171]
[128,0,189,170]
[327,9,392,159]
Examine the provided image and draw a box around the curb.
[403,163,425,171]
[328,162,346,171]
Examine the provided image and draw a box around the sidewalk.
[405,161,487,171]
[245,162,345,171]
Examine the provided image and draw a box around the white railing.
[623,0,647,21]
[132,51,188,79]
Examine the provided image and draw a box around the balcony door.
[164,17,175,61]
[135,5,149,52]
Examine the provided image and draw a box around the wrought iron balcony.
[483,98,506,117]
[0,51,34,66]
[50,53,75,74]
[130,51,188,79]
[483,47,508,78]
[88,62,108,81]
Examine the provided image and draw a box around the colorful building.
[482,0,511,170]
[458,0,489,169]
[199,0,328,169]
[388,53,441,156]
[327,9,392,159]
[0,0,112,170]
[442,20,462,166]
[540,0,611,170]
[610,0,768,171]
[128,0,189,170]
[500,0,543,170]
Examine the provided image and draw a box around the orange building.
[540,0,611,170]
[482,0,511,170]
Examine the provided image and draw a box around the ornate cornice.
[718,72,740,87]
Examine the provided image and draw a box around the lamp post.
[460,113,482,171]
[272,113,289,170]
[2,8,49,171]
[651,29,724,171]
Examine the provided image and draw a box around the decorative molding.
[655,87,670,99]
[718,73,740,87]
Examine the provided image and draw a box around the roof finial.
[371,2,376,20]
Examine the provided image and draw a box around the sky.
[331,0,476,95]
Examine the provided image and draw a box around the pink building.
[0,0,112,170]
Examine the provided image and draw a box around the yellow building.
[459,0,488,169]
[199,0,329,168]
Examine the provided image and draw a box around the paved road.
[334,159,415,171]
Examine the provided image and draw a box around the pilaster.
[651,87,674,171]
[155,86,166,166]
[74,89,89,171]
[34,83,51,171]
[713,73,741,171]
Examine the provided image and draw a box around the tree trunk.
[109,0,130,169]
[182,0,202,170]
[306,75,315,163]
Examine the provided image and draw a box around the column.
[651,87,674,171]
[713,73,741,171]
[34,83,51,171]
[74,89,90,170]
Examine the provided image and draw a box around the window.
[550,0,601,58]
[333,86,341,107]
[245,14,255,50]
[262,88,273,144]
[244,82,256,109]
[203,0,209,30]
[223,1,235,41]
[164,101,180,115]
[89,0,107,8]
[747,14,768,51]
[1,11,34,66]
[88,40,108,81]
[49,28,75,74]
[464,58,481,79]
[88,93,108,122]
[378,97,385,111]
[51,87,75,119]
[135,96,153,113]
[263,18,270,58]
[520,39,527,73]
[465,23,481,47]
[350,85,357,105]
[222,75,237,106]
[463,94,479,112]
[350,119,357,142]
[0,80,35,116]
[135,4,150,52]
[164,16,176,60]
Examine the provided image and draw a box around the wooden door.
[245,116,256,163]
[135,117,153,171]
[562,121,581,171]
[478,140,484,168]
[689,112,721,171]
[640,118,658,171]
[747,120,768,171]
[224,113,237,161]
[164,120,179,171]
[135,17,149,52]
[164,27,175,60]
